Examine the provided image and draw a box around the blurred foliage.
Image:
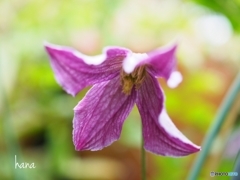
[189,0,240,32]
[0,0,239,180]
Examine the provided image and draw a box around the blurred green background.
[0,0,239,179]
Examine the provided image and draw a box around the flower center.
[120,65,146,95]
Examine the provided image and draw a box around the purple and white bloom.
[45,42,200,157]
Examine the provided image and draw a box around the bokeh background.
[0,0,239,179]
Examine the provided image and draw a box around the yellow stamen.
[120,66,146,95]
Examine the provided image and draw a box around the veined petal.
[44,42,129,96]
[136,73,200,157]
[73,76,136,151]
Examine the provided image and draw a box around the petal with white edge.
[136,73,201,156]
[123,52,148,74]
[44,42,129,96]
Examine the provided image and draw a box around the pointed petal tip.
[167,39,179,50]
[157,109,201,156]
[43,41,54,50]
[144,144,201,157]
[189,144,201,153]
[43,40,51,46]
[43,42,60,56]
[160,42,178,54]
[171,42,178,50]
[43,41,62,52]
[195,145,201,152]
[148,41,178,57]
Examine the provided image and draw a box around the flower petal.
[122,44,177,78]
[146,43,178,79]
[122,43,182,87]
[136,73,200,156]
[44,42,129,96]
[73,76,136,151]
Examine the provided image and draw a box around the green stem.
[187,73,240,180]
[232,150,240,180]
[141,136,146,180]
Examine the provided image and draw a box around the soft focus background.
[0,0,239,180]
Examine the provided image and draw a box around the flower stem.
[232,150,240,180]
[187,73,240,180]
[141,136,146,180]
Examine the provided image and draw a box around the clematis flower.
[44,42,200,157]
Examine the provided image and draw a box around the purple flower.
[45,42,200,157]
